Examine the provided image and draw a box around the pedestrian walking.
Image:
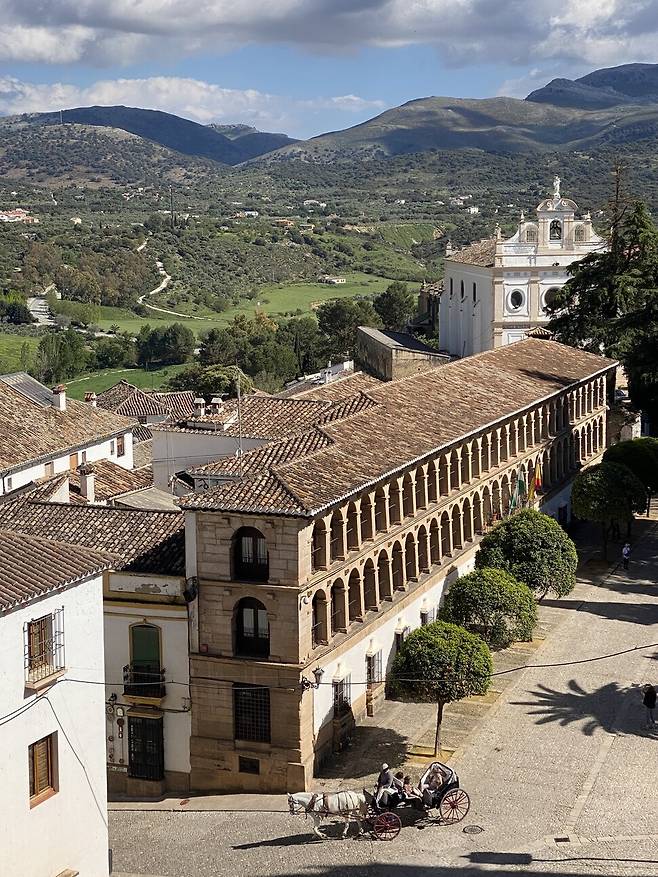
[622,542,631,570]
[642,684,656,727]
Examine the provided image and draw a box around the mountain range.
[1,62,658,180]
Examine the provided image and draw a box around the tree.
[389,621,492,755]
[136,323,194,367]
[316,298,382,356]
[475,509,577,599]
[35,329,88,383]
[5,301,34,325]
[440,568,537,649]
[373,281,416,331]
[572,462,647,558]
[603,437,658,494]
[165,364,252,399]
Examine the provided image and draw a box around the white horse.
[288,790,369,838]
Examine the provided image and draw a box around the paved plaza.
[110,517,658,877]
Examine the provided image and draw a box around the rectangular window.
[44,461,54,478]
[24,609,65,683]
[241,535,254,564]
[420,608,435,626]
[69,452,78,470]
[234,683,270,743]
[81,450,87,464]
[333,675,352,715]
[242,606,268,640]
[5,476,12,492]
[366,651,383,686]
[238,756,260,774]
[29,733,57,804]
[394,626,410,653]
[117,435,126,457]
[128,716,164,781]
[110,440,115,455]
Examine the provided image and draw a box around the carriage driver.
[375,764,403,808]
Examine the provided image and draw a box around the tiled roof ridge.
[268,468,309,512]
[26,498,181,517]
[289,370,373,399]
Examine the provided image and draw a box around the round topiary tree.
[475,508,577,599]
[572,461,647,559]
[389,621,492,755]
[440,568,537,649]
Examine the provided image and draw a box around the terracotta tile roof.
[0,501,184,574]
[317,393,379,424]
[0,530,115,612]
[133,438,153,467]
[181,340,616,517]
[68,460,153,501]
[96,381,195,419]
[186,472,306,515]
[151,390,196,418]
[190,428,334,478]
[447,238,497,267]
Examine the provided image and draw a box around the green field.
[97,272,392,336]
[65,363,187,399]
[0,334,39,373]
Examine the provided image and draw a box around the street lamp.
[301,667,325,691]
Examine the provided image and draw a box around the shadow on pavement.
[315,725,409,783]
[512,680,658,736]
[269,862,656,876]
[539,595,658,627]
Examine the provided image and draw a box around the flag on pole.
[528,460,542,503]
[509,470,525,512]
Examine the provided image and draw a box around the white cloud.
[0,75,386,137]
[0,0,657,70]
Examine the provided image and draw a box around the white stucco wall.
[0,430,134,495]
[152,429,263,489]
[440,265,494,357]
[104,585,191,778]
[0,574,109,877]
[312,553,476,735]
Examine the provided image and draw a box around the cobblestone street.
[110,516,658,877]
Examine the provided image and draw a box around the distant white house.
[467,206,480,215]
[0,530,112,877]
[320,275,346,285]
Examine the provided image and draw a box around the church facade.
[439,178,605,357]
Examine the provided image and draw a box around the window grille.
[333,676,352,716]
[394,626,410,653]
[29,733,56,801]
[24,609,65,683]
[117,435,126,457]
[420,608,435,627]
[128,716,164,781]
[366,651,383,686]
[234,683,270,742]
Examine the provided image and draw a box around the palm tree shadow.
[512,680,656,736]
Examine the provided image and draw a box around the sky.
[0,1,656,139]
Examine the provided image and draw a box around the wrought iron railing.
[123,663,166,699]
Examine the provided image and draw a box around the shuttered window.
[29,734,56,803]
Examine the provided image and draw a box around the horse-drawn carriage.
[288,761,470,841]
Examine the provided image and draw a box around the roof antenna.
[236,367,244,477]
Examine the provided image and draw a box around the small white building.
[440,177,606,357]
[0,373,135,496]
[0,501,190,798]
[0,530,112,877]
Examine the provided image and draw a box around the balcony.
[123,663,166,700]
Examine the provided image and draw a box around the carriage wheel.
[372,811,402,840]
[439,788,470,824]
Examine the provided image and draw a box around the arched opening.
[402,473,414,518]
[348,569,363,622]
[471,442,480,479]
[518,419,527,453]
[392,542,405,590]
[363,560,378,611]
[439,455,450,495]
[430,518,441,565]
[491,432,500,468]
[525,225,538,243]
[491,481,501,519]
[509,424,518,457]
[235,597,269,658]
[451,505,463,551]
[311,591,328,647]
[482,486,492,528]
[460,446,470,484]
[574,224,586,243]
[417,525,429,573]
[330,510,345,562]
[427,459,438,503]
[375,487,387,532]
[450,449,460,491]
[415,466,427,510]
[405,533,417,581]
[377,551,392,601]
[550,219,562,240]
[234,527,269,582]
[440,511,451,556]
[127,623,163,696]
[360,495,374,541]
[346,502,359,551]
[311,520,327,572]
[460,279,465,299]
[502,476,511,515]
[463,498,473,541]
[389,481,402,525]
[330,579,346,634]
[473,492,484,533]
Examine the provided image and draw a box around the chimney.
[193,396,206,418]
[84,391,97,407]
[52,385,66,411]
[79,464,95,504]
[209,396,224,416]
